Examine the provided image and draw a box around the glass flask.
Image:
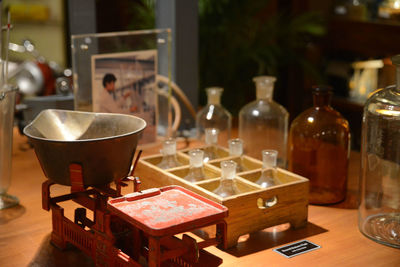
[255,149,279,188]
[228,138,247,173]
[358,55,400,248]
[203,128,219,163]
[183,149,206,182]
[196,87,232,146]
[288,85,350,205]
[157,138,182,169]
[238,76,288,168]
[213,160,240,198]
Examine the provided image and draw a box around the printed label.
[273,240,320,258]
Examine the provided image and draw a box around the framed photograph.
[91,50,158,144]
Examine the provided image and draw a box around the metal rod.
[5,11,10,84]
[167,29,172,138]
[130,149,142,176]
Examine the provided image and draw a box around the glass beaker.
[196,87,232,146]
[0,85,19,209]
[238,76,288,167]
[358,55,400,248]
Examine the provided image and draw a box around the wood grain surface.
[0,129,399,267]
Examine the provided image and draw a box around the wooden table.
[1,129,399,267]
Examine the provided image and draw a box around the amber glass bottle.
[288,86,350,204]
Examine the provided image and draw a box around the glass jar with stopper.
[157,138,182,169]
[255,149,280,188]
[183,149,206,182]
[196,87,232,146]
[358,54,400,248]
[288,85,350,205]
[228,138,247,173]
[238,76,288,167]
[203,128,219,163]
[213,160,240,198]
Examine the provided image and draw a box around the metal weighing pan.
[23,109,146,187]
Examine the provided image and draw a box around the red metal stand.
[41,163,227,267]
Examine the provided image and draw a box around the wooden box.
[136,146,309,248]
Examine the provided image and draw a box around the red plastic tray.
[108,185,228,236]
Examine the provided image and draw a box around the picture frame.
[91,50,158,144]
[71,29,172,145]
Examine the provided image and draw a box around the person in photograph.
[98,73,130,113]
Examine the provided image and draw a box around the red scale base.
[41,163,228,267]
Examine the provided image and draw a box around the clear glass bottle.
[358,55,400,248]
[228,138,247,173]
[157,138,182,169]
[196,87,232,146]
[183,149,206,182]
[203,128,219,163]
[213,160,240,198]
[288,85,350,205]
[238,76,288,168]
[255,149,279,188]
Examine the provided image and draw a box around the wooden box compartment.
[180,146,230,160]
[208,155,263,173]
[140,153,189,168]
[169,165,220,181]
[136,147,309,248]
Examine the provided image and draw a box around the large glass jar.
[239,76,288,167]
[196,87,232,146]
[288,85,350,205]
[358,55,400,248]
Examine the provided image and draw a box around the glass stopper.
[206,87,223,105]
[262,149,278,169]
[253,76,276,99]
[221,160,237,180]
[189,149,204,168]
[205,128,219,145]
[228,138,243,156]
[162,138,177,155]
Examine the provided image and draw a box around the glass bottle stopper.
[189,149,204,168]
[262,149,278,169]
[162,138,177,155]
[206,87,223,105]
[228,138,243,156]
[312,85,333,107]
[221,160,237,180]
[205,128,219,145]
[253,76,276,99]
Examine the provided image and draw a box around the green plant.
[199,0,326,114]
[127,0,155,30]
